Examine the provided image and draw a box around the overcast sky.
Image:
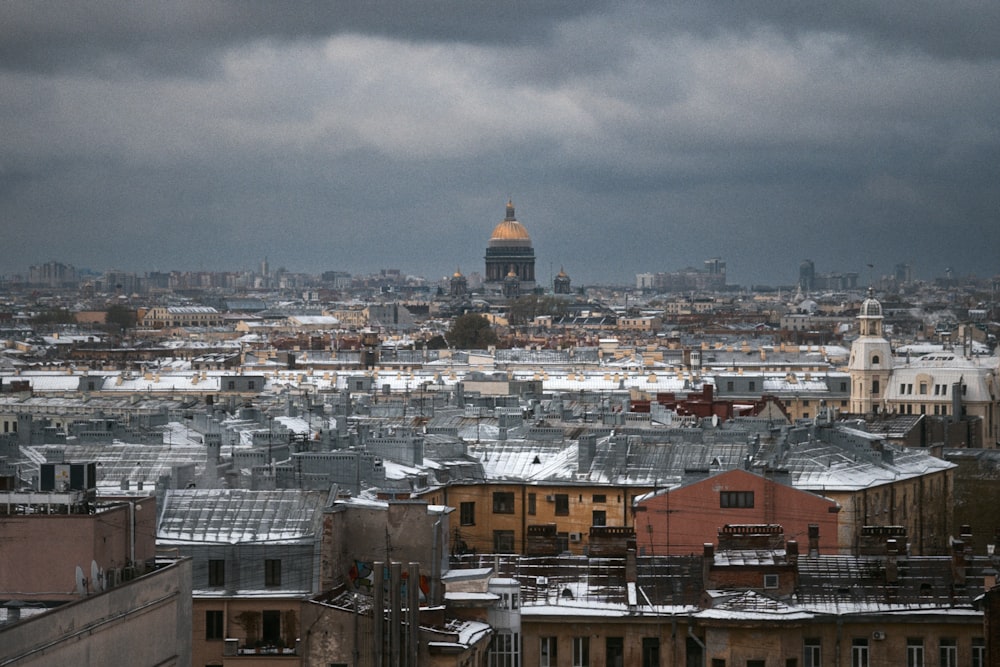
[2,2,998,287]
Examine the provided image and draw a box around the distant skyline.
[2,3,998,287]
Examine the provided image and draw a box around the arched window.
[871,354,880,365]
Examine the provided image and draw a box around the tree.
[447,314,498,349]
[31,309,76,326]
[424,335,448,350]
[507,295,568,326]
[105,305,137,333]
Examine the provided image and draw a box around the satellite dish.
[712,414,719,427]
[75,565,88,595]
[91,560,104,592]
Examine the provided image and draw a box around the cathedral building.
[484,200,535,295]
[848,289,1000,447]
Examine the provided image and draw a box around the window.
[872,355,880,365]
[840,382,847,392]
[494,530,515,553]
[460,501,475,526]
[592,494,606,503]
[939,639,957,667]
[851,639,868,667]
[592,510,606,526]
[802,400,810,406]
[919,382,928,394]
[208,559,225,587]
[748,381,756,391]
[606,637,624,667]
[899,383,906,395]
[713,661,727,667]
[934,384,940,395]
[642,638,660,667]
[727,381,734,391]
[748,661,765,667]
[872,379,880,395]
[228,380,236,390]
[527,493,536,516]
[540,637,557,667]
[205,610,224,640]
[554,494,569,516]
[763,574,779,589]
[972,638,985,667]
[573,636,590,667]
[489,631,520,667]
[496,591,518,609]
[265,559,281,587]
[906,639,923,667]
[720,491,754,508]
[261,609,281,644]
[248,381,256,390]
[803,638,821,667]
[493,492,515,514]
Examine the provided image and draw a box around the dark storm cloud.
[0,1,606,74]
[0,2,998,285]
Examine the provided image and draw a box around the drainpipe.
[687,623,705,660]
[430,514,443,605]
[128,500,136,567]
[835,617,842,667]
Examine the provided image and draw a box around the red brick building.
[632,468,840,556]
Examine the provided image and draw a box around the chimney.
[808,524,820,557]
[787,540,799,566]
[952,539,967,587]
[703,543,715,588]
[885,539,899,584]
[578,434,597,473]
[960,524,973,552]
[626,548,637,583]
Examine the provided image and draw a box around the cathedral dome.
[488,200,532,246]
[490,220,531,241]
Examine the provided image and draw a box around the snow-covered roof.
[157,488,326,545]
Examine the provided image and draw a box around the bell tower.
[848,288,893,415]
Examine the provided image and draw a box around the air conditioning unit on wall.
[872,631,886,641]
[569,532,582,542]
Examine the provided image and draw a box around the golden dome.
[489,199,531,242]
[490,220,531,241]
